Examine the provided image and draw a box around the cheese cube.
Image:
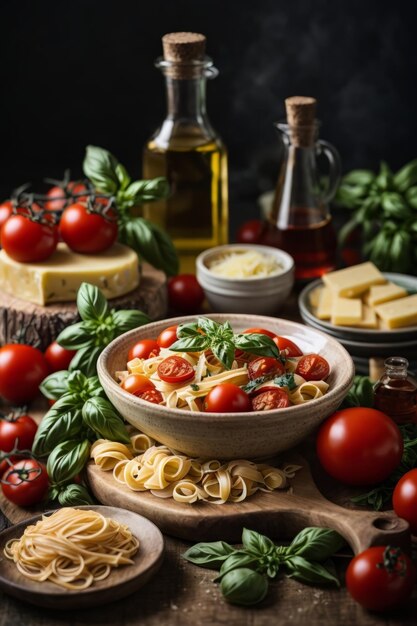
[316,287,333,320]
[366,283,407,307]
[323,262,386,297]
[374,294,417,329]
[350,305,378,328]
[331,297,363,326]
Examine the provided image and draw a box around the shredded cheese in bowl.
[208,250,283,278]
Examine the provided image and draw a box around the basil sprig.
[335,159,417,274]
[56,282,150,377]
[339,375,374,409]
[83,145,179,276]
[170,317,281,370]
[183,527,344,606]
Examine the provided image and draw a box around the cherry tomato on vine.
[236,219,262,244]
[168,274,205,313]
[121,374,155,397]
[346,546,416,611]
[248,357,285,381]
[59,202,118,253]
[316,408,403,486]
[1,215,58,262]
[44,341,76,372]
[205,383,252,413]
[128,339,160,362]
[251,387,290,410]
[273,336,303,357]
[0,455,24,478]
[44,182,88,211]
[0,200,13,231]
[0,414,37,452]
[2,459,49,506]
[295,354,330,380]
[137,388,164,404]
[0,344,50,405]
[243,328,276,339]
[157,325,178,348]
[392,468,417,535]
[157,356,195,384]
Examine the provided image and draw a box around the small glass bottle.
[142,32,228,273]
[374,356,417,425]
[259,96,340,281]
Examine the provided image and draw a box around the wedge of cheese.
[331,297,362,326]
[316,287,333,320]
[374,294,417,329]
[0,243,140,305]
[323,262,385,297]
[365,283,407,307]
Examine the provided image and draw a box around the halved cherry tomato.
[121,374,155,397]
[248,357,285,381]
[59,202,118,253]
[137,389,164,404]
[157,325,178,348]
[157,356,194,384]
[2,459,49,506]
[205,383,252,413]
[243,328,276,339]
[44,341,76,372]
[295,354,330,380]
[252,388,290,411]
[273,336,303,357]
[392,468,417,535]
[1,215,58,262]
[128,339,160,362]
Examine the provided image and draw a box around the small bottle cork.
[285,96,317,147]
[162,32,206,79]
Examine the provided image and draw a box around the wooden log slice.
[0,264,167,350]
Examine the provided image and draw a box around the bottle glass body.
[142,59,228,273]
[374,356,417,425]
[259,123,340,281]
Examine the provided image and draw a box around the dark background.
[2,0,417,227]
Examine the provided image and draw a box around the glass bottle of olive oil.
[143,32,228,273]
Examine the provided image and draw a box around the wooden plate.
[0,505,164,610]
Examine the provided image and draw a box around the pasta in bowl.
[97,314,355,460]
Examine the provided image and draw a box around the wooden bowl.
[97,314,355,460]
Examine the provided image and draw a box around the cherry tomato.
[236,219,262,244]
[346,546,416,611]
[1,215,58,262]
[273,336,303,357]
[44,182,88,211]
[157,356,195,384]
[243,328,276,339]
[59,203,118,253]
[168,274,205,313]
[44,341,76,372]
[252,388,290,411]
[121,374,155,397]
[128,339,160,362]
[0,200,13,231]
[248,357,285,381]
[205,383,252,413]
[157,325,178,348]
[316,408,403,486]
[2,459,49,506]
[137,388,164,404]
[0,455,24,478]
[0,344,50,405]
[295,354,330,380]
[393,469,417,535]
[0,414,38,452]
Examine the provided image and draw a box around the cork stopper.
[162,32,206,79]
[285,96,317,147]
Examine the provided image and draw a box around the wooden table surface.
[1,296,416,625]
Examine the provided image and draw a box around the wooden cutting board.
[86,452,410,554]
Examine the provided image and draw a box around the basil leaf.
[86,375,106,397]
[69,346,102,377]
[76,282,109,321]
[177,322,200,338]
[234,333,281,360]
[220,568,268,606]
[118,217,179,276]
[341,169,375,187]
[339,375,374,409]
[32,409,83,457]
[115,163,131,191]
[83,145,120,194]
[284,556,340,586]
[287,527,345,561]
[242,376,268,394]
[82,397,130,443]
[182,541,236,569]
[47,440,91,486]
[211,340,235,370]
[57,322,95,349]
[197,317,220,336]
[57,483,95,506]
[66,370,88,394]
[273,372,296,390]
[39,370,70,400]
[216,552,259,580]
[112,309,150,334]
[242,528,276,557]
[170,336,210,353]
[118,178,169,206]
[393,158,417,192]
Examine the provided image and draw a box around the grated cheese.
[208,250,283,278]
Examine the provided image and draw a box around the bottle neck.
[165,76,208,123]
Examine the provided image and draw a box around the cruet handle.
[205,66,219,79]
[316,140,341,203]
